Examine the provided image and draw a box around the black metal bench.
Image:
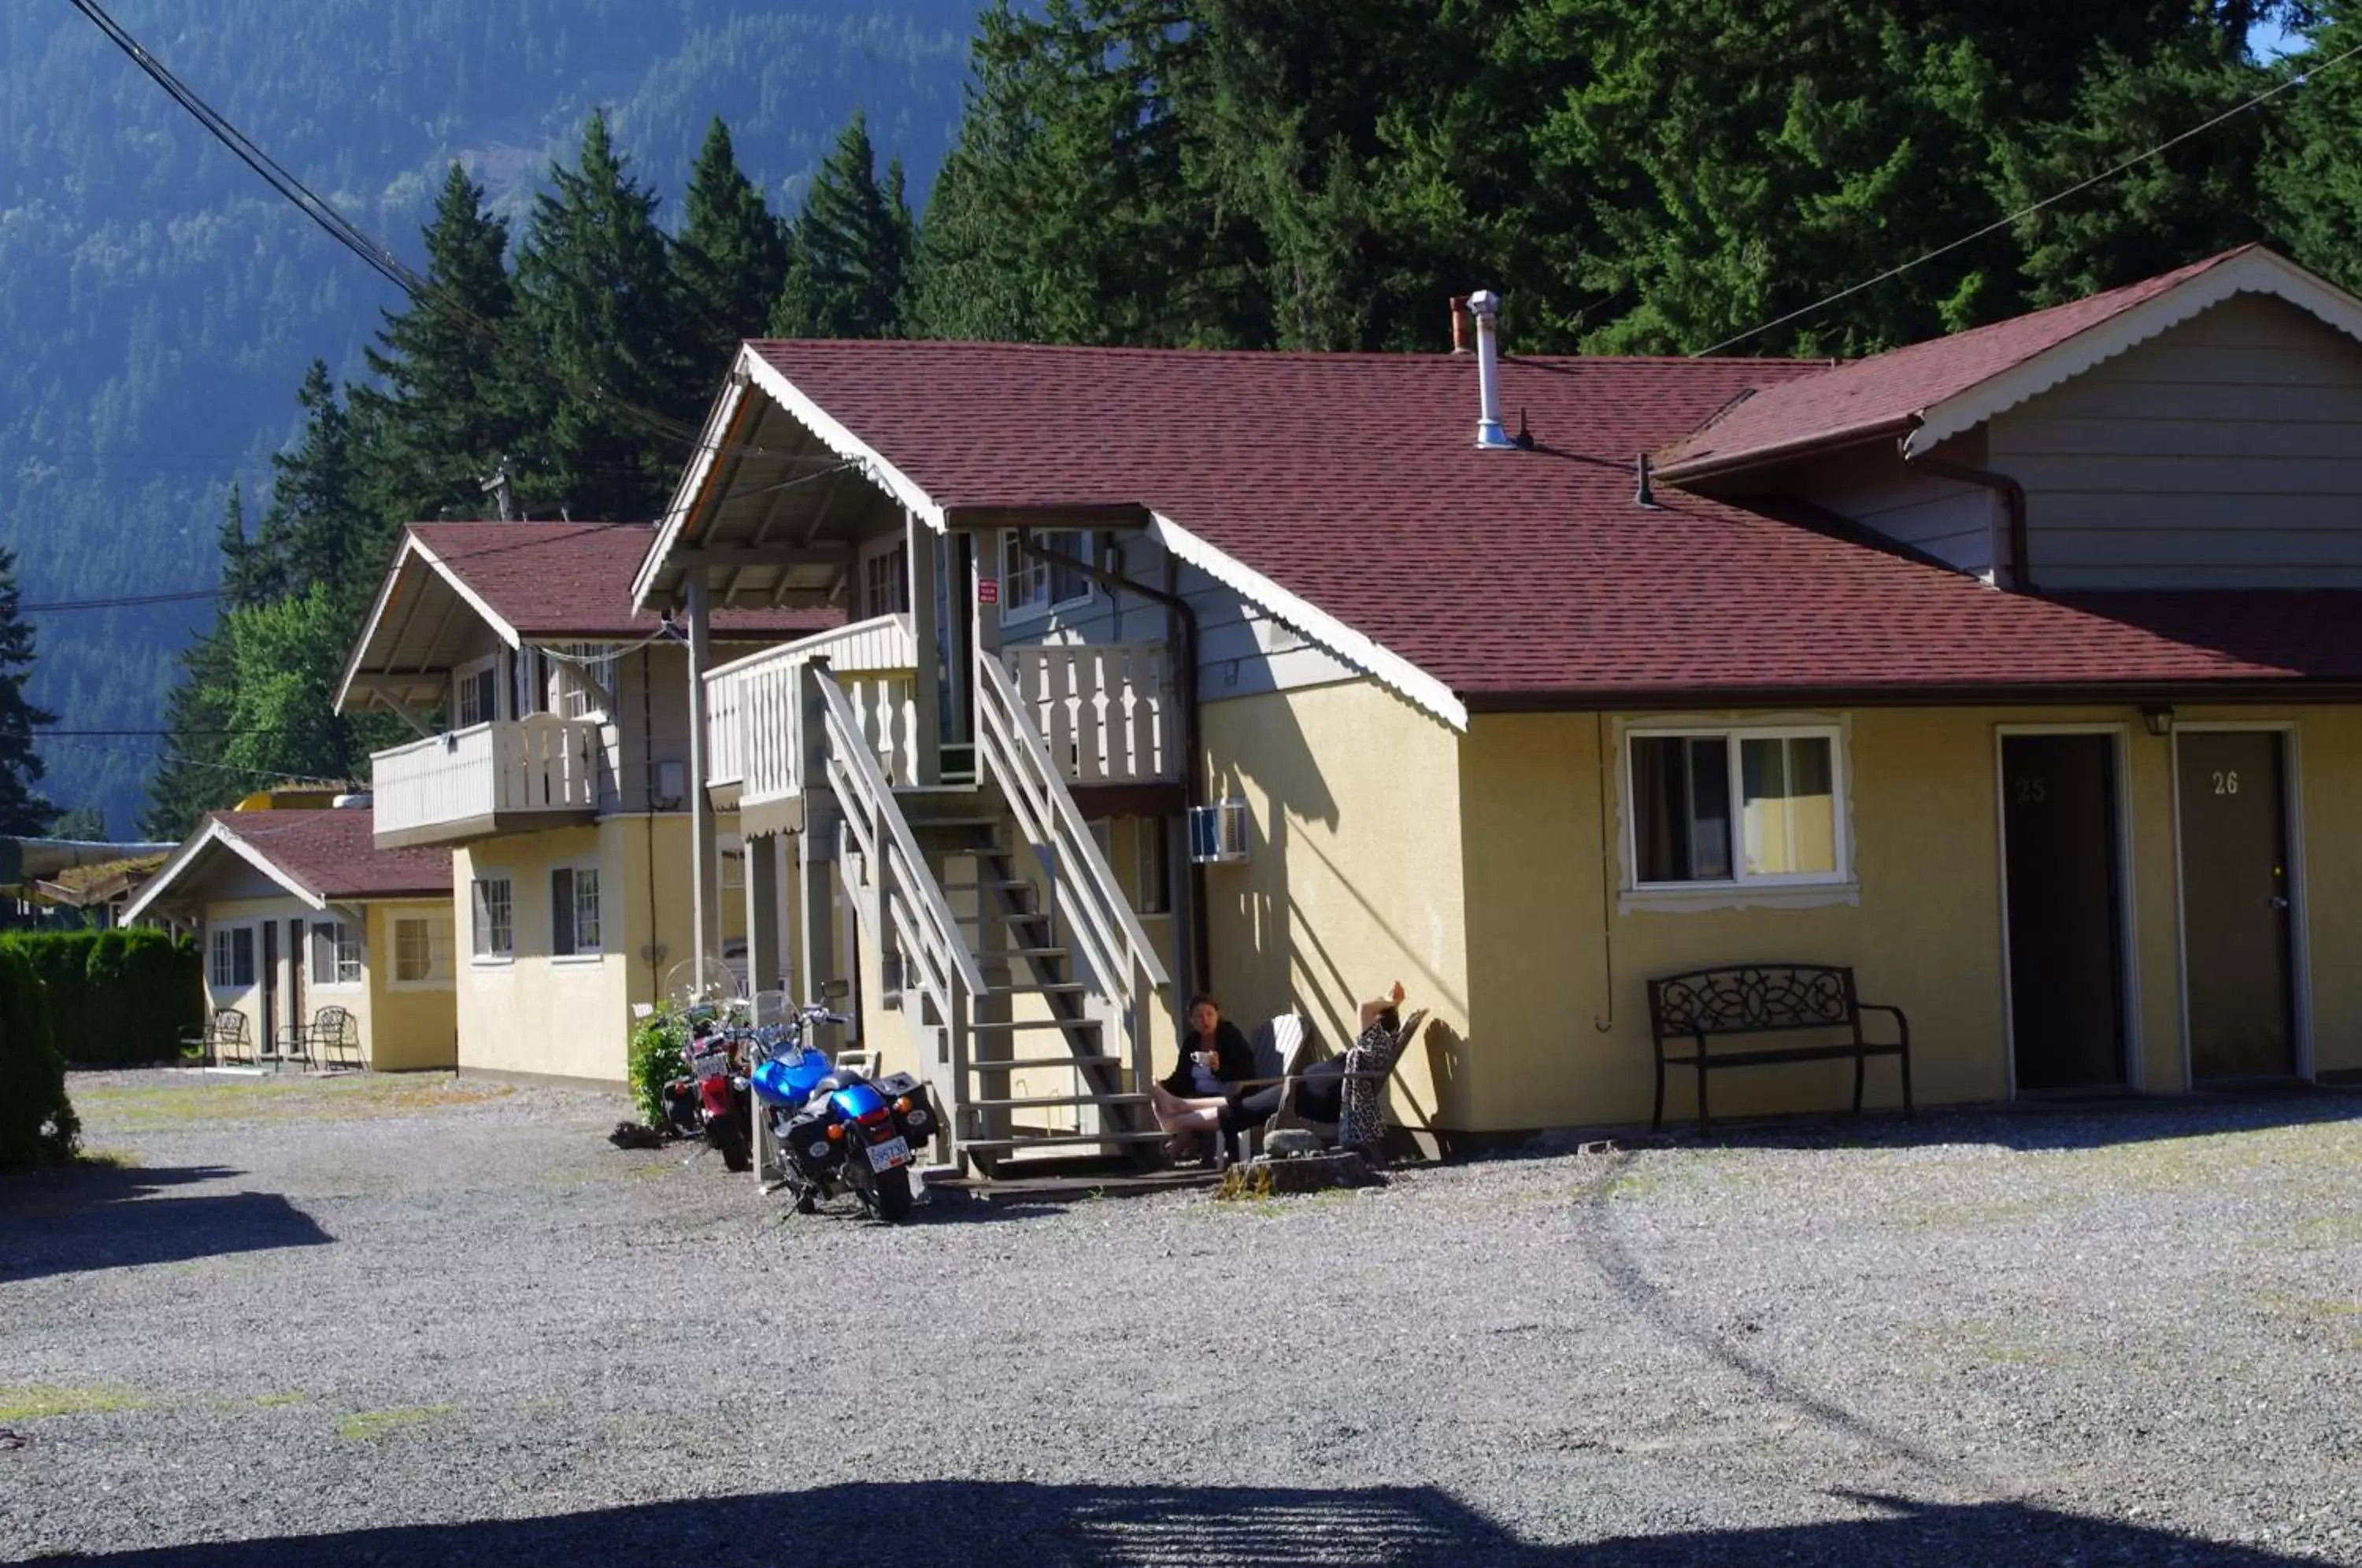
[1645,964,1912,1135]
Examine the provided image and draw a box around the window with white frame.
[307,920,362,986]
[209,926,256,989]
[861,542,909,619]
[456,658,499,728]
[552,866,602,957]
[546,644,618,721]
[1627,727,1845,888]
[1001,531,1094,619]
[472,875,514,959]
[394,916,440,983]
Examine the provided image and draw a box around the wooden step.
[966,1054,1120,1071]
[939,878,1035,894]
[962,1092,1151,1110]
[989,981,1088,997]
[959,1130,1172,1152]
[976,945,1067,960]
[968,1015,1101,1034]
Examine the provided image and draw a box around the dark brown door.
[2177,732,2295,1079]
[260,920,278,1051]
[2002,735,2127,1090]
[289,919,307,1054]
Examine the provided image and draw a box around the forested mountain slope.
[1,0,972,831]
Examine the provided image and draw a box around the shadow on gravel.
[1498,1086,2361,1164]
[86,1481,2314,1566]
[0,1163,330,1282]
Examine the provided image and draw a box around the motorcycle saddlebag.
[781,1105,846,1176]
[868,1072,938,1148]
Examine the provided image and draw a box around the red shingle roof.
[748,335,2362,701]
[1657,248,2253,478]
[206,809,450,900]
[409,522,839,642]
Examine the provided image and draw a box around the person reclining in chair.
[1146,993,1254,1165]
[1224,981,1408,1141]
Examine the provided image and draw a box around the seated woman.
[1226,981,1406,1133]
[1147,993,1254,1163]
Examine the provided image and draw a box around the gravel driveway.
[2,1069,2358,1566]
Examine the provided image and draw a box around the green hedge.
[0,928,203,1066]
[0,945,76,1168]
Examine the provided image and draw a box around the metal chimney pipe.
[1468,290,1513,449]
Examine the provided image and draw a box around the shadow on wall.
[1207,697,1473,1130]
[90,1480,2316,1566]
[0,1161,330,1283]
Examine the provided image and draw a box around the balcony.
[705,620,1179,823]
[370,717,605,848]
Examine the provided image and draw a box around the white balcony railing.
[705,615,920,805]
[1007,642,1177,785]
[372,716,604,841]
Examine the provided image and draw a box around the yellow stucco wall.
[364,900,457,1070]
[198,894,454,1070]
[1458,702,2362,1133]
[1199,679,1470,1136]
[453,812,746,1083]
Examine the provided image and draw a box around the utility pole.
[479,457,514,523]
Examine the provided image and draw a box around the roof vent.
[1467,290,1515,450]
[1448,295,1471,355]
[332,792,373,810]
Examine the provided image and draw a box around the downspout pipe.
[1902,439,2033,591]
[1012,529,1206,994]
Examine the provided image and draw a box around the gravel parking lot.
[2,1069,2358,1566]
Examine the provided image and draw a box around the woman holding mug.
[1147,992,1253,1164]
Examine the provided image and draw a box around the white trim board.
[336,531,524,713]
[1909,248,2362,455]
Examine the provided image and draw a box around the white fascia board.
[335,533,431,714]
[1150,512,1468,732]
[122,820,327,923]
[1908,249,2362,455]
[635,358,753,609]
[409,535,524,653]
[742,353,945,531]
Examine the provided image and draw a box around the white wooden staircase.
[787,639,1175,1178]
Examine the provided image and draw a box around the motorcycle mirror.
[820,979,851,1000]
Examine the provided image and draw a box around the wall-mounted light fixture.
[2142,704,2175,738]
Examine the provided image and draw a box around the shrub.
[0,928,202,1065]
[0,945,76,1168]
[628,1004,688,1129]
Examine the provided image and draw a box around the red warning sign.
[977,579,1000,605]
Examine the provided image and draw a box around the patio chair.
[309,1006,362,1071]
[185,1007,252,1067]
[270,1016,316,1071]
[1227,1013,1313,1163]
[1271,1008,1427,1157]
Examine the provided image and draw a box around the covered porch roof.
[340,521,839,716]
[123,809,451,925]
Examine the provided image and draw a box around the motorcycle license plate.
[691,1052,731,1080]
[865,1137,910,1172]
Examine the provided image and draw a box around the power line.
[65,0,816,489]
[20,589,220,613]
[1696,40,2362,357]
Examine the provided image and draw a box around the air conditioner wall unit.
[1187,800,1250,865]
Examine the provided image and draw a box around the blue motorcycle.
[745,997,939,1224]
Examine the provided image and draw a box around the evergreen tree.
[265,362,376,611]
[351,163,523,528]
[0,549,57,836]
[2268,6,2362,294]
[676,118,790,373]
[205,588,357,790]
[510,110,700,523]
[50,806,106,840]
[775,110,917,338]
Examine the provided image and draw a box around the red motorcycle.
[661,1014,751,1172]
